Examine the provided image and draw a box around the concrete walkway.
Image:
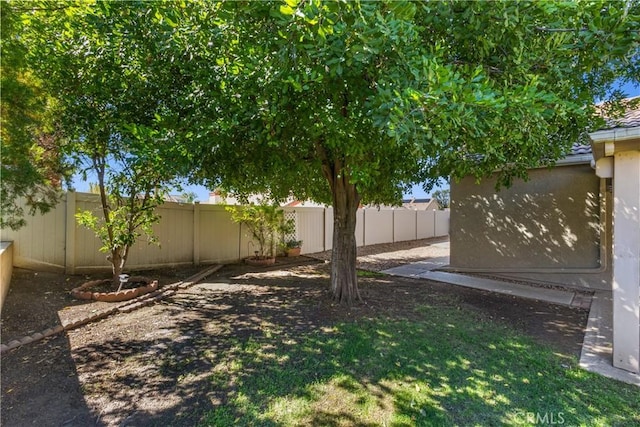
[382,244,578,307]
[381,241,640,386]
[579,292,640,386]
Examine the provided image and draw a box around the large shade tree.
[172,0,638,304]
[11,0,638,302]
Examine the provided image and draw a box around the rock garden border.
[244,257,276,267]
[0,264,223,354]
[70,277,158,302]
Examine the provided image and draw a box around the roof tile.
[570,143,592,156]
[598,96,640,130]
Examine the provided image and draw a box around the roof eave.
[554,154,594,166]
[589,126,640,159]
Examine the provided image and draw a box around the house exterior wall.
[611,149,640,373]
[590,120,640,375]
[450,164,611,290]
[0,242,13,313]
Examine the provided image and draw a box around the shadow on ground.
[1,334,96,426]
[67,263,596,425]
[5,261,632,426]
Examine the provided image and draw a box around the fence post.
[238,222,244,261]
[323,208,327,251]
[193,202,200,266]
[362,208,366,246]
[65,191,76,275]
[433,210,437,236]
[392,209,396,243]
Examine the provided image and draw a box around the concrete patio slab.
[408,258,450,268]
[383,263,576,306]
[430,241,451,249]
[417,271,576,306]
[580,292,640,386]
[383,264,437,277]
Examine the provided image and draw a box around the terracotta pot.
[286,247,301,257]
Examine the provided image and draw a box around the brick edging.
[0,264,224,354]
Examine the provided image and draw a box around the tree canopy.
[7,0,639,303]
[16,1,190,283]
[0,2,71,230]
[176,1,640,194]
[171,0,639,303]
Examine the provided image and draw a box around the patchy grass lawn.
[3,262,638,426]
[202,303,639,427]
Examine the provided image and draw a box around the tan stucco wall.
[1,241,14,313]
[450,164,611,290]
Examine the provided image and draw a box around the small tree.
[432,189,450,210]
[75,136,172,287]
[20,1,185,286]
[227,204,294,259]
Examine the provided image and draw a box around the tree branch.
[315,140,335,193]
[535,26,639,33]
[535,26,588,33]
[11,5,73,12]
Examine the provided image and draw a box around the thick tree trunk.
[316,141,361,305]
[330,195,360,304]
[329,170,361,305]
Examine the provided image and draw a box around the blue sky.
[73,81,640,203]
[169,182,443,203]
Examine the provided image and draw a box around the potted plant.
[285,239,303,257]
[227,204,294,266]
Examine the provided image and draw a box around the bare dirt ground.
[1,239,588,426]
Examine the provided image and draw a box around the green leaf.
[279,4,295,16]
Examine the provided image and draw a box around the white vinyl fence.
[0,192,449,273]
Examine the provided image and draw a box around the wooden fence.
[0,192,449,273]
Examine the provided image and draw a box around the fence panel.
[73,193,109,270]
[324,208,333,251]
[435,210,450,236]
[393,210,417,242]
[198,205,241,263]
[285,207,326,254]
[72,194,197,271]
[1,192,450,271]
[417,210,436,239]
[127,202,195,268]
[364,209,393,245]
[0,196,66,271]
